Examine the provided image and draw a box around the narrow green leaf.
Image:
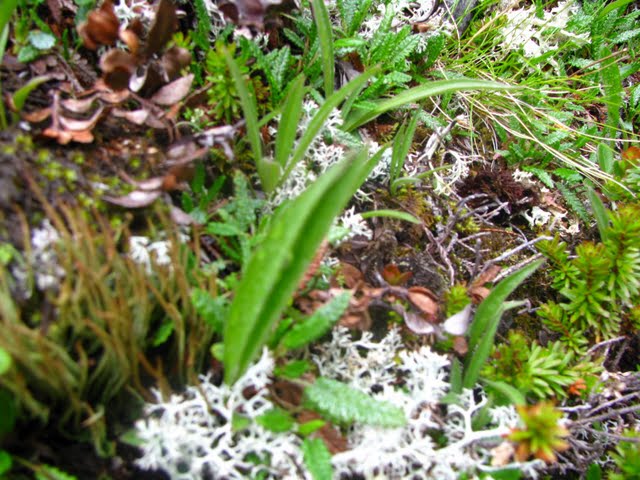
[151,321,174,347]
[343,79,515,131]
[223,49,271,190]
[360,209,421,224]
[224,149,381,383]
[390,111,419,187]
[598,0,635,19]
[281,292,351,350]
[304,377,406,427]
[0,0,18,36]
[0,348,10,375]
[35,465,78,480]
[274,359,310,378]
[0,450,11,475]
[597,142,614,174]
[586,187,610,242]
[298,419,326,435]
[279,67,380,187]
[12,76,52,112]
[311,0,334,97]
[274,74,305,168]
[302,438,333,480]
[482,379,526,406]
[256,407,295,432]
[462,260,543,390]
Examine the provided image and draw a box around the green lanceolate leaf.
[586,187,610,242]
[12,76,52,113]
[223,49,280,192]
[311,0,334,97]
[360,209,421,224]
[279,66,380,187]
[0,0,18,37]
[224,148,384,383]
[304,377,406,427]
[0,347,11,375]
[461,260,543,391]
[274,74,305,168]
[302,437,333,480]
[281,292,351,350]
[343,79,515,131]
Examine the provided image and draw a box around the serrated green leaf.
[304,377,406,427]
[462,260,543,391]
[281,292,351,350]
[302,438,333,480]
[206,222,244,236]
[257,408,296,432]
[224,149,385,384]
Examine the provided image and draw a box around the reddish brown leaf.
[381,263,413,286]
[119,27,140,55]
[103,189,162,208]
[42,127,94,144]
[150,74,194,106]
[469,286,491,305]
[622,146,640,163]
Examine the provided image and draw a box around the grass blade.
[343,79,515,131]
[360,209,421,224]
[461,259,543,390]
[311,0,334,97]
[274,74,305,168]
[224,149,381,383]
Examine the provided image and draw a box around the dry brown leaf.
[339,262,363,289]
[42,127,94,144]
[103,189,162,208]
[77,0,119,50]
[58,106,104,131]
[452,336,468,356]
[61,95,99,114]
[381,263,412,286]
[150,74,194,106]
[469,286,491,304]
[404,311,436,334]
[99,49,137,91]
[407,286,439,319]
[170,205,196,225]
[22,107,52,123]
[145,0,177,57]
[162,46,192,79]
[472,265,502,287]
[112,108,150,125]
